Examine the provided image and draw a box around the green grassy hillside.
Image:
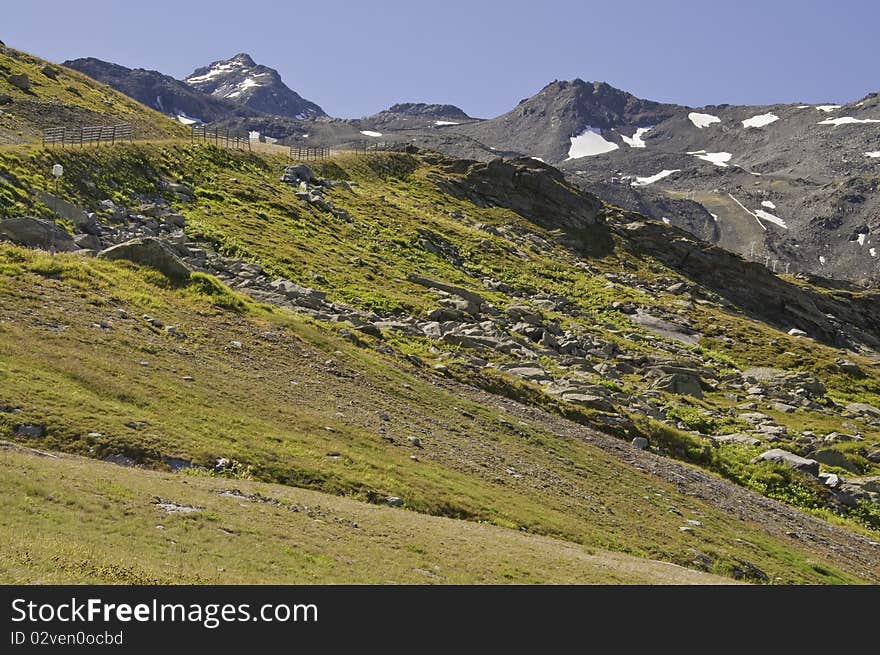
[1,142,879,584]
[0,47,186,144]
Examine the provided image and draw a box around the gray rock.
[14,423,45,438]
[866,450,880,464]
[773,402,797,414]
[98,237,191,282]
[407,436,422,447]
[0,217,78,252]
[836,359,863,376]
[651,372,703,398]
[715,433,761,446]
[7,73,30,90]
[407,273,484,314]
[74,233,101,250]
[808,449,860,473]
[753,449,819,476]
[846,402,880,419]
[385,496,404,507]
[505,366,551,382]
[32,190,94,231]
[281,165,318,185]
[562,393,614,412]
[631,437,649,450]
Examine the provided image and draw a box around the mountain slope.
[0,48,185,143]
[63,57,263,124]
[184,53,325,119]
[1,143,879,583]
[452,79,683,162]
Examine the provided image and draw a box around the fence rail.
[191,125,252,151]
[356,139,411,153]
[289,145,330,161]
[42,123,133,147]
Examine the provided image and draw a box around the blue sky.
[3,0,877,118]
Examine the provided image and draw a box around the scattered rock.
[631,437,649,450]
[753,449,819,476]
[98,237,192,281]
[7,73,30,90]
[0,217,78,252]
[651,372,703,398]
[385,496,404,507]
[14,423,45,438]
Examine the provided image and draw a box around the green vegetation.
[0,48,185,143]
[1,141,879,583]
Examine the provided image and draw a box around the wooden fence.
[42,123,133,147]
[191,125,252,151]
[289,145,330,161]
[356,139,411,153]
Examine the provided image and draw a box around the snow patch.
[621,127,651,148]
[710,213,719,222]
[175,112,201,125]
[688,112,721,129]
[434,120,459,126]
[661,218,671,225]
[530,156,545,163]
[688,150,732,167]
[566,127,619,159]
[742,112,779,128]
[761,200,776,209]
[630,169,680,186]
[249,130,260,140]
[185,62,241,85]
[754,209,788,229]
[870,248,877,257]
[360,130,383,137]
[816,105,841,112]
[864,151,880,158]
[857,233,867,246]
[818,116,880,126]
[819,256,827,264]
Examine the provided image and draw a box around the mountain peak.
[229,52,256,66]
[184,54,325,119]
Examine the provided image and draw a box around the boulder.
[846,402,880,420]
[74,233,101,250]
[0,217,78,252]
[631,437,649,450]
[752,449,819,476]
[742,367,825,397]
[32,190,95,231]
[561,393,614,412]
[7,73,30,90]
[808,449,860,474]
[652,372,703,398]
[97,237,191,281]
[281,165,318,185]
[407,273,484,314]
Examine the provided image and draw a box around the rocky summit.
[184,53,325,120]
[1,40,880,589]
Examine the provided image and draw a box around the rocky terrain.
[184,53,325,121]
[2,44,880,585]
[62,57,265,124]
[64,51,880,283]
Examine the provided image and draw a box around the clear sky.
[3,0,877,118]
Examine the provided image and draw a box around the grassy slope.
[0,243,871,584]
[0,445,737,585]
[0,47,185,143]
